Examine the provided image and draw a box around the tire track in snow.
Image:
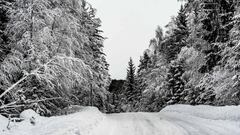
[160,112,240,135]
[90,112,240,135]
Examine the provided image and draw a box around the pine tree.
[174,5,189,44]
[0,0,13,62]
[166,60,185,104]
[138,52,151,73]
[125,58,138,102]
[230,3,240,46]
[79,2,111,111]
[198,0,234,73]
[164,5,189,62]
[198,0,221,73]
[217,3,240,105]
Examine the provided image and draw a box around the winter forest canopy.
[0,0,240,117]
[0,0,110,116]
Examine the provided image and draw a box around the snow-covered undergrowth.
[1,105,240,135]
[1,106,105,135]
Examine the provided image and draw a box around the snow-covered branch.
[0,58,55,99]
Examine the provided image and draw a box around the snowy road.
[93,111,240,135]
[1,105,240,135]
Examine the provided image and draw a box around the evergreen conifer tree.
[166,60,185,104]
[198,0,234,73]
[164,5,189,62]
[138,52,151,73]
[125,58,137,102]
[0,0,13,62]
[174,5,189,44]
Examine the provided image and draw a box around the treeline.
[0,0,110,116]
[108,0,240,112]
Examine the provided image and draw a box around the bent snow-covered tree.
[0,0,110,116]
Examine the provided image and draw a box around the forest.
[0,0,110,116]
[0,0,240,117]
[108,0,240,113]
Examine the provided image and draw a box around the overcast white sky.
[88,0,184,79]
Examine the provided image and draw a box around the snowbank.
[161,104,240,121]
[20,109,40,120]
[1,105,240,135]
[1,106,105,135]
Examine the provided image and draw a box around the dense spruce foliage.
[135,0,240,111]
[108,0,240,112]
[0,0,110,116]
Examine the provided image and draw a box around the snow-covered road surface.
[1,105,240,135]
[93,111,240,135]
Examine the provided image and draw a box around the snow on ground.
[0,114,8,132]
[1,107,105,135]
[1,105,240,135]
[162,104,240,121]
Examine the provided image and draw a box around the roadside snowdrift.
[1,106,105,135]
[162,104,240,121]
[0,105,240,135]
